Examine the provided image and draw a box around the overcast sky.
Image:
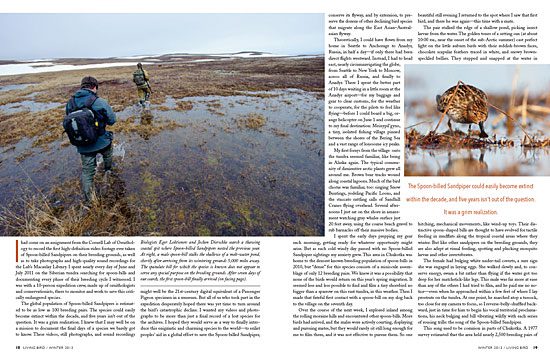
[0,13,324,60]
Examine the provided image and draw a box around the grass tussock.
[0,107,64,147]
[176,101,193,111]
[245,93,279,99]
[270,128,289,137]
[521,135,550,148]
[206,100,224,116]
[112,115,186,137]
[237,113,267,130]
[15,151,33,162]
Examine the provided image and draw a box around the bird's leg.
[467,124,472,138]
[479,150,486,162]
[478,122,489,138]
[447,119,454,136]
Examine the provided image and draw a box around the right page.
[323,2,548,354]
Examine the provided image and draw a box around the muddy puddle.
[0,89,324,236]
[0,100,62,114]
[0,83,35,92]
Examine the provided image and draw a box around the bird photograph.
[404,64,550,176]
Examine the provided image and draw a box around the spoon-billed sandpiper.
[436,83,489,138]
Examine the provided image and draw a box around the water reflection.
[139,109,153,140]
[0,100,61,114]
[406,146,550,176]
[98,170,128,207]
[439,151,488,176]
[0,83,34,92]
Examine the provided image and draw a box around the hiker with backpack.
[64,76,117,203]
[133,62,152,107]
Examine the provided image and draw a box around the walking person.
[64,76,117,203]
[133,62,152,107]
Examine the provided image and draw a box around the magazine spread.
[0,1,548,355]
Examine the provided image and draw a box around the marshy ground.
[0,55,324,236]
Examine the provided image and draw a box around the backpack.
[133,69,146,86]
[62,95,99,146]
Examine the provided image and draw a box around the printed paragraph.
[417,12,539,62]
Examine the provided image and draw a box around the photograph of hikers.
[0,13,325,236]
[404,64,550,176]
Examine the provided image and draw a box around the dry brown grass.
[0,187,143,236]
[245,93,280,99]
[521,136,550,148]
[236,113,267,130]
[206,100,224,116]
[111,114,186,137]
[15,151,33,162]
[176,101,193,111]
[0,58,324,104]
[0,107,64,147]
[270,128,289,137]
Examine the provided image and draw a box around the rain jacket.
[65,88,116,154]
